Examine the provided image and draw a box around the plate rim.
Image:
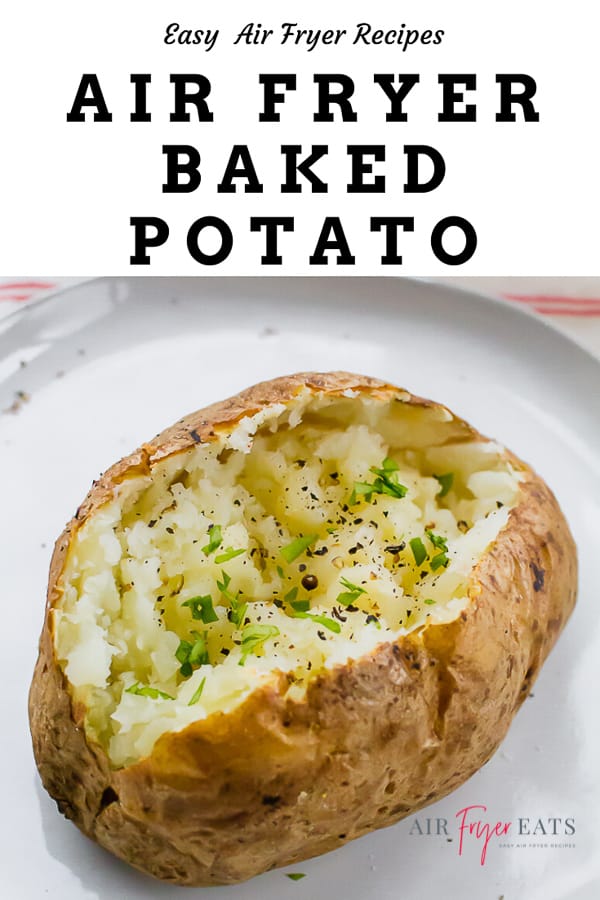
[1,275,599,374]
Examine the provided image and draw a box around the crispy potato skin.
[29,372,577,885]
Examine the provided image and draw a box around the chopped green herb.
[276,565,285,579]
[350,481,378,503]
[181,594,218,624]
[286,873,306,881]
[285,587,310,612]
[230,595,248,626]
[350,457,408,504]
[434,472,454,497]
[176,633,209,677]
[239,624,280,664]
[176,639,193,664]
[188,677,206,706]
[280,534,318,563]
[426,530,448,552]
[189,633,209,666]
[216,570,247,625]
[340,576,365,594]
[215,547,245,564]
[336,575,366,606]
[217,570,231,593]
[430,552,448,571]
[410,537,427,566]
[423,598,436,605]
[291,598,310,612]
[125,682,174,701]
[202,523,223,556]
[291,611,341,633]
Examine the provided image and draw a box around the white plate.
[1,277,599,900]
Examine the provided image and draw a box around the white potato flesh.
[54,393,521,766]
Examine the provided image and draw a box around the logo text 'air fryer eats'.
[409,805,576,865]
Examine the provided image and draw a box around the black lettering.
[259,74,296,122]
[130,74,151,122]
[162,145,201,193]
[170,74,213,122]
[310,217,355,265]
[314,74,357,122]
[431,216,477,265]
[370,217,414,264]
[404,145,446,193]
[373,74,419,122]
[250,217,294,264]
[164,23,179,45]
[565,818,575,835]
[496,74,539,122]
[217,145,263,193]
[438,74,476,122]
[130,217,169,264]
[187,216,233,265]
[281,145,328,193]
[66,74,112,122]
[348,145,385,193]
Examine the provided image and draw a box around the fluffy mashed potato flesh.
[54,393,521,766]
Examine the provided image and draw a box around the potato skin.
[29,372,577,885]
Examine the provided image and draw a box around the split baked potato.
[29,372,577,885]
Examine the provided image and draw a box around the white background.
[0,0,599,273]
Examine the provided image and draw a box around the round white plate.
[1,277,598,900]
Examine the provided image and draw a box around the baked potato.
[29,371,577,885]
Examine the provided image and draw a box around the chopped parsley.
[215,547,245,564]
[188,676,207,706]
[409,536,427,566]
[434,472,454,497]
[350,457,408,504]
[280,534,318,563]
[239,624,280,664]
[181,594,218,624]
[336,575,366,606]
[284,587,298,603]
[423,598,436,605]
[291,611,341,633]
[202,524,223,556]
[176,633,209,678]
[125,682,174,701]
[286,873,306,881]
